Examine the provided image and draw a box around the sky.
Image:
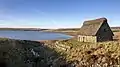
[0,0,120,29]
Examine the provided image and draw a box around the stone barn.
[78,17,114,43]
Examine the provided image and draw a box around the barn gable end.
[96,21,114,42]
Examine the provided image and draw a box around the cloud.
[0,8,32,25]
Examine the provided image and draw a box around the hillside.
[111,27,120,32]
[0,37,120,67]
[45,27,120,32]
[44,27,120,36]
[0,38,67,67]
[111,27,120,29]
[0,28,49,31]
[0,27,119,32]
[52,40,120,67]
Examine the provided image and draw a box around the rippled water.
[0,30,72,41]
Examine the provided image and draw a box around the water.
[0,30,72,41]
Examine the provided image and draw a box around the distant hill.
[111,27,120,29]
[0,27,119,32]
[44,28,80,32]
[111,27,120,32]
[0,28,49,31]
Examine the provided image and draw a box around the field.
[114,32,120,41]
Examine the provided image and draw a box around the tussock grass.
[54,40,120,67]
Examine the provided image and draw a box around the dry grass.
[113,32,120,41]
[53,40,120,67]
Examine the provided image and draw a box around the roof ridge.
[85,17,107,22]
[83,17,107,25]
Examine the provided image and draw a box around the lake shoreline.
[0,30,72,41]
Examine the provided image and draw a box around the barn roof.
[79,17,107,36]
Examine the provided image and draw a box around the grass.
[1,37,120,67]
[53,40,120,67]
[0,38,66,67]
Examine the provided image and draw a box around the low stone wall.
[78,35,97,43]
[55,41,71,51]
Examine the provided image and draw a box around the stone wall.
[78,35,97,43]
[55,41,71,51]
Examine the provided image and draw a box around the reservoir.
[0,30,72,41]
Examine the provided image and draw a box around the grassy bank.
[0,38,67,67]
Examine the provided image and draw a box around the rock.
[102,57,107,63]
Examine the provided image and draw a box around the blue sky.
[0,0,120,28]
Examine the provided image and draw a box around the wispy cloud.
[33,9,59,28]
[0,6,60,28]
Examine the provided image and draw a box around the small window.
[104,29,108,32]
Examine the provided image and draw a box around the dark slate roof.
[79,17,107,36]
